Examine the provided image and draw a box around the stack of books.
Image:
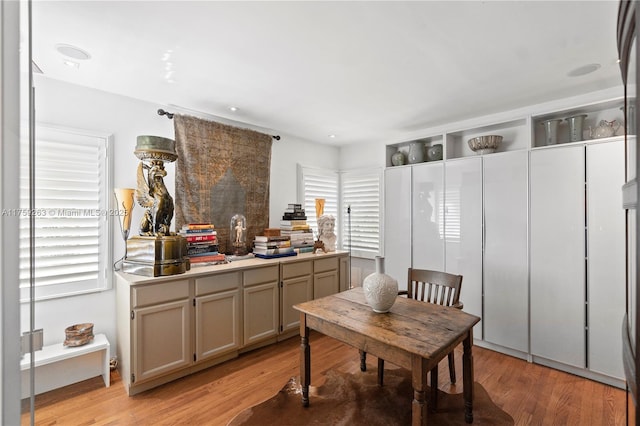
[252,235,296,258]
[280,203,314,253]
[179,223,226,265]
[282,203,307,222]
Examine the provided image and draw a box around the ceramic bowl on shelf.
[468,135,503,154]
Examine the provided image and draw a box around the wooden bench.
[20,333,110,398]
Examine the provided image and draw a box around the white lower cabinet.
[530,140,625,379]
[280,260,313,333]
[194,272,241,362]
[117,252,348,395]
[131,280,192,385]
[243,266,279,346]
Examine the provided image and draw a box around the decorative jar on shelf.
[426,144,443,161]
[407,142,424,164]
[362,256,398,313]
[589,119,620,139]
[391,149,406,166]
[565,114,587,142]
[541,119,562,145]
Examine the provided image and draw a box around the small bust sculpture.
[317,214,336,252]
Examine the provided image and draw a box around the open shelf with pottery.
[532,98,624,148]
[386,134,444,167]
[445,117,529,160]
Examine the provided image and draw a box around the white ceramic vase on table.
[362,256,398,313]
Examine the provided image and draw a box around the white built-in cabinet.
[411,162,444,272]
[442,151,528,349]
[383,166,412,291]
[482,151,529,353]
[383,95,626,387]
[443,157,483,339]
[530,140,625,379]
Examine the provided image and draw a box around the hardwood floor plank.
[20,334,626,425]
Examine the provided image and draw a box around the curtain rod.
[157,108,281,140]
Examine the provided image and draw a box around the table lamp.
[113,187,135,270]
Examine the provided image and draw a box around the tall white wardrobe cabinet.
[444,151,529,350]
[530,140,625,380]
[383,166,411,291]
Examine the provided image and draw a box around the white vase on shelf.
[362,256,398,313]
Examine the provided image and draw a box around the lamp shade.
[114,188,135,239]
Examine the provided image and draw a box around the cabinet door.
[445,157,483,339]
[412,162,444,271]
[483,151,529,352]
[587,140,625,379]
[530,146,585,368]
[314,270,339,299]
[281,275,312,333]
[243,281,279,346]
[339,254,350,291]
[195,289,240,362]
[384,167,412,291]
[133,299,191,384]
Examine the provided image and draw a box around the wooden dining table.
[293,287,481,425]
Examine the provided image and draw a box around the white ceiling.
[32,1,623,146]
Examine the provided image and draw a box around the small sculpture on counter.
[136,160,174,236]
[317,214,337,252]
[230,214,248,256]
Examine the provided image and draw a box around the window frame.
[340,168,382,260]
[296,164,340,240]
[298,164,382,259]
[19,124,113,302]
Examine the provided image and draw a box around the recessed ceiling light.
[229,106,238,112]
[567,63,601,77]
[63,59,79,69]
[328,134,337,139]
[55,43,91,60]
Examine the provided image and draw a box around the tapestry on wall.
[174,114,273,254]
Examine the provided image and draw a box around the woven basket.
[64,323,94,347]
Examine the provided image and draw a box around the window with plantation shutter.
[18,125,111,302]
[341,169,381,259]
[297,165,339,239]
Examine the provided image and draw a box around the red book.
[189,253,226,263]
[185,234,217,242]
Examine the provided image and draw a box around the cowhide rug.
[228,368,514,425]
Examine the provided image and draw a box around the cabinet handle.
[130,311,134,320]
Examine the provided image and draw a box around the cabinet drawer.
[282,261,312,279]
[133,279,189,308]
[244,265,279,286]
[314,257,338,273]
[195,272,241,296]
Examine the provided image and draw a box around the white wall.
[27,75,339,355]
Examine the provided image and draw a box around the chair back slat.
[407,268,463,308]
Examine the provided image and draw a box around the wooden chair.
[359,268,463,408]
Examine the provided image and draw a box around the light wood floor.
[21,332,627,425]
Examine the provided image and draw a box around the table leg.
[463,330,474,424]
[300,314,310,408]
[411,355,428,426]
